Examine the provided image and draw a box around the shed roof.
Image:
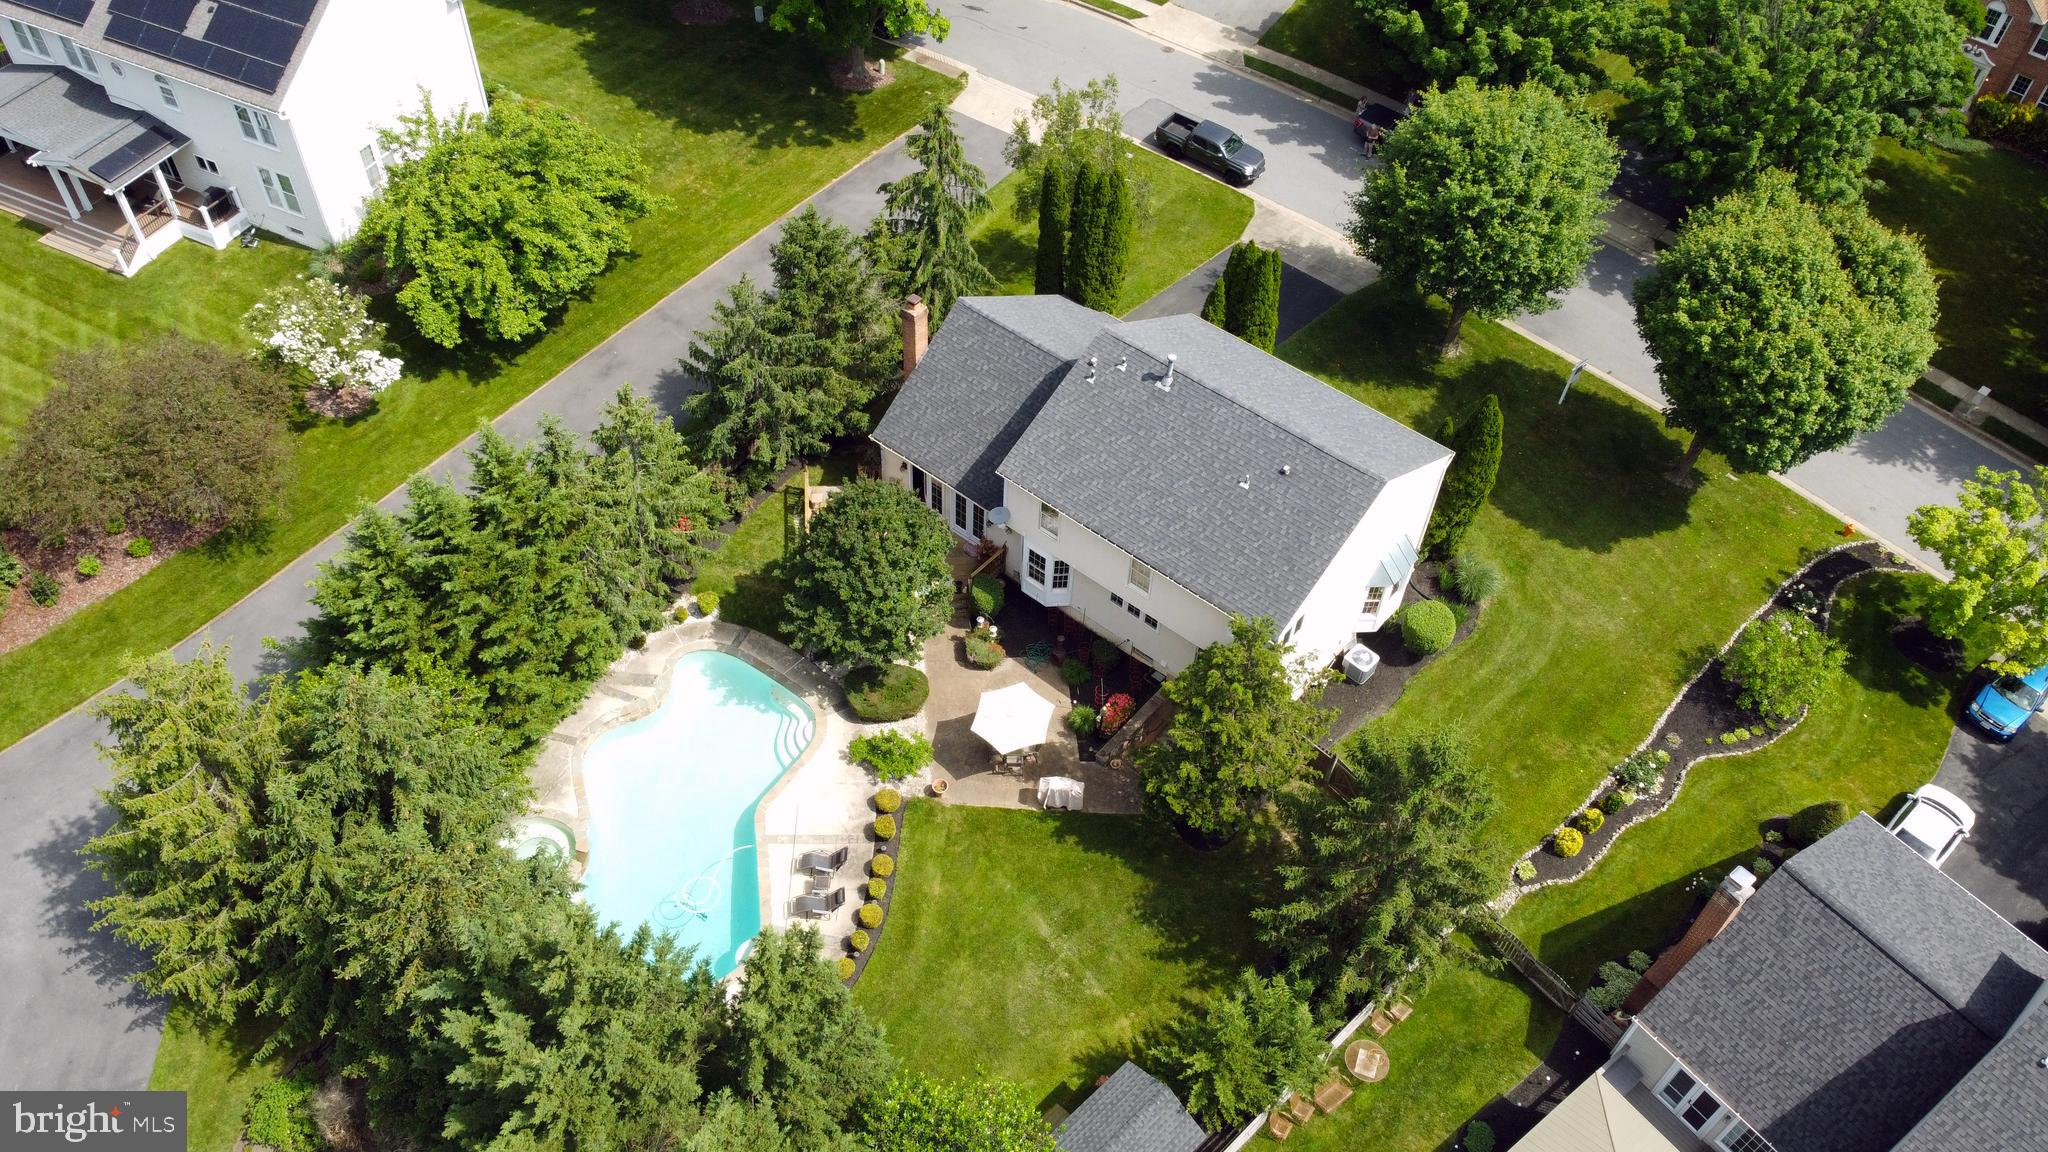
[1054,1062,1205,1152]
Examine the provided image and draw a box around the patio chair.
[1283,1092,1315,1124]
[792,887,845,918]
[799,846,849,876]
[1312,1076,1353,1115]
[1266,1112,1295,1141]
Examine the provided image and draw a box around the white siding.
[1284,457,1450,673]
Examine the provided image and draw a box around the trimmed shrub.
[76,555,101,578]
[836,956,857,980]
[858,901,884,929]
[1584,961,1641,1012]
[1465,1119,1496,1152]
[1627,950,1653,973]
[964,627,1005,669]
[1397,599,1457,655]
[870,853,895,878]
[1602,788,1636,814]
[695,589,722,616]
[1099,693,1136,735]
[1445,554,1503,605]
[1790,799,1853,847]
[103,511,126,535]
[1970,93,2048,158]
[847,664,929,722]
[1752,856,1776,880]
[1574,807,1605,835]
[1060,657,1093,688]
[970,573,1005,619]
[849,929,871,953]
[1513,860,1536,882]
[0,549,23,591]
[867,877,887,900]
[125,536,153,559]
[872,814,897,841]
[1091,636,1124,670]
[245,1074,321,1152]
[1615,750,1666,791]
[1553,826,1584,857]
[849,730,933,782]
[1067,705,1098,735]
[873,787,902,814]
[27,572,60,607]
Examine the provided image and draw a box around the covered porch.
[0,64,246,275]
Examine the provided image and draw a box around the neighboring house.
[1054,1062,1206,1152]
[0,0,485,274]
[1968,0,2048,103]
[1517,815,2048,1152]
[872,295,1451,678]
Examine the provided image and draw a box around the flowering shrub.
[1099,693,1137,735]
[245,277,403,407]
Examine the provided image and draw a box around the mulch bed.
[842,811,903,986]
[1322,561,1480,748]
[1509,542,1905,893]
[828,56,893,92]
[0,521,210,656]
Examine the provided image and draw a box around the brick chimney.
[900,294,929,381]
[1623,866,1757,1014]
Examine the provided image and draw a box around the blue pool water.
[579,650,815,977]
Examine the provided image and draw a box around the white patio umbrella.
[970,682,1058,756]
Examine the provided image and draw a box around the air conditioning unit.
[1342,643,1380,685]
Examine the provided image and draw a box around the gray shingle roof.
[871,295,1115,510]
[0,63,186,185]
[0,0,329,110]
[1055,1062,1206,1152]
[1640,815,2048,1152]
[1893,995,2048,1151]
[1000,313,1448,623]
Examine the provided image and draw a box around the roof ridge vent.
[1157,353,1176,393]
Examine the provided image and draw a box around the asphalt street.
[0,116,1010,1093]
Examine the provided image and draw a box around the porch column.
[151,165,181,219]
[111,185,141,236]
[196,197,213,230]
[46,167,81,221]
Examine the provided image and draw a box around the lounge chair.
[792,887,845,918]
[1313,1076,1353,1115]
[799,846,849,876]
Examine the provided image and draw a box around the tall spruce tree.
[1424,394,1503,557]
[1200,268,1228,327]
[683,276,830,474]
[1223,241,1282,351]
[1034,161,1072,296]
[872,103,994,323]
[770,206,897,415]
[1063,159,1134,312]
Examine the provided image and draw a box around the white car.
[1885,785,1976,867]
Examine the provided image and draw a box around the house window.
[2032,25,2048,56]
[1716,1120,1775,1152]
[155,74,179,109]
[1363,586,1388,615]
[1051,560,1070,591]
[361,144,386,190]
[107,58,122,76]
[910,466,926,499]
[1026,550,1047,586]
[972,504,985,538]
[258,168,302,215]
[1126,602,1141,618]
[954,492,969,532]
[9,20,51,59]
[236,104,278,148]
[1110,593,1125,608]
[58,36,96,74]
[1143,613,1158,629]
[928,479,944,515]
[2011,73,2035,99]
[195,156,219,175]
[1657,1067,1724,1133]
[1039,503,1061,536]
[1983,1,2011,43]
[1128,559,1151,592]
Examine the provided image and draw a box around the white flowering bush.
[245,277,403,406]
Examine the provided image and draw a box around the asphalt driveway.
[1931,719,2048,934]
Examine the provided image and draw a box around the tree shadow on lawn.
[1838,574,1957,714]
[482,0,882,152]
[1520,845,1753,990]
[1046,1017,1186,1121]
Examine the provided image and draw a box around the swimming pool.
[578,650,816,977]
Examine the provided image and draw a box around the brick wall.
[1970,0,2048,104]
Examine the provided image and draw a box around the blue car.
[1967,663,2048,739]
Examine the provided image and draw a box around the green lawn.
[1868,139,2048,424]
[694,452,857,636]
[972,147,1254,316]
[0,222,303,452]
[1257,0,1422,97]
[1280,284,1843,868]
[148,1005,289,1152]
[0,0,959,749]
[853,803,1274,1108]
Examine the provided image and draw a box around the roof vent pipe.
[1085,356,1097,383]
[1157,353,1177,393]
[1279,464,1292,476]
[1116,355,1129,372]
[1238,474,1251,490]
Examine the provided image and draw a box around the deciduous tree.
[770,0,948,77]
[1162,970,1325,1129]
[1910,466,2048,675]
[1365,0,1636,94]
[355,93,655,348]
[1003,76,1127,222]
[1255,729,1497,1015]
[871,103,993,323]
[1139,616,1332,843]
[866,1073,1057,1152]
[1632,0,1976,204]
[783,478,954,666]
[1634,170,1937,475]
[1724,610,1844,721]
[1423,394,1503,558]
[1349,80,1617,357]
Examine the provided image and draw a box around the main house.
[1518,815,2048,1152]
[873,295,1451,678]
[0,0,485,274]
[1969,0,2048,103]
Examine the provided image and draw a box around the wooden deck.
[0,152,228,273]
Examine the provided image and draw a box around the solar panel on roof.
[97,0,310,94]
[9,0,93,25]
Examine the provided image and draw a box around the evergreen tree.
[783,478,955,667]
[1003,76,1128,223]
[84,648,281,1018]
[689,1095,797,1152]
[1034,161,1071,297]
[712,926,895,1148]
[1423,394,1503,558]
[1223,241,1281,351]
[589,385,730,630]
[1255,730,1498,1015]
[683,276,829,474]
[770,206,897,416]
[871,103,994,323]
[1199,268,1228,328]
[1063,159,1133,312]
[1162,970,1325,1129]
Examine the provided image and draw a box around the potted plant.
[930,777,949,797]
